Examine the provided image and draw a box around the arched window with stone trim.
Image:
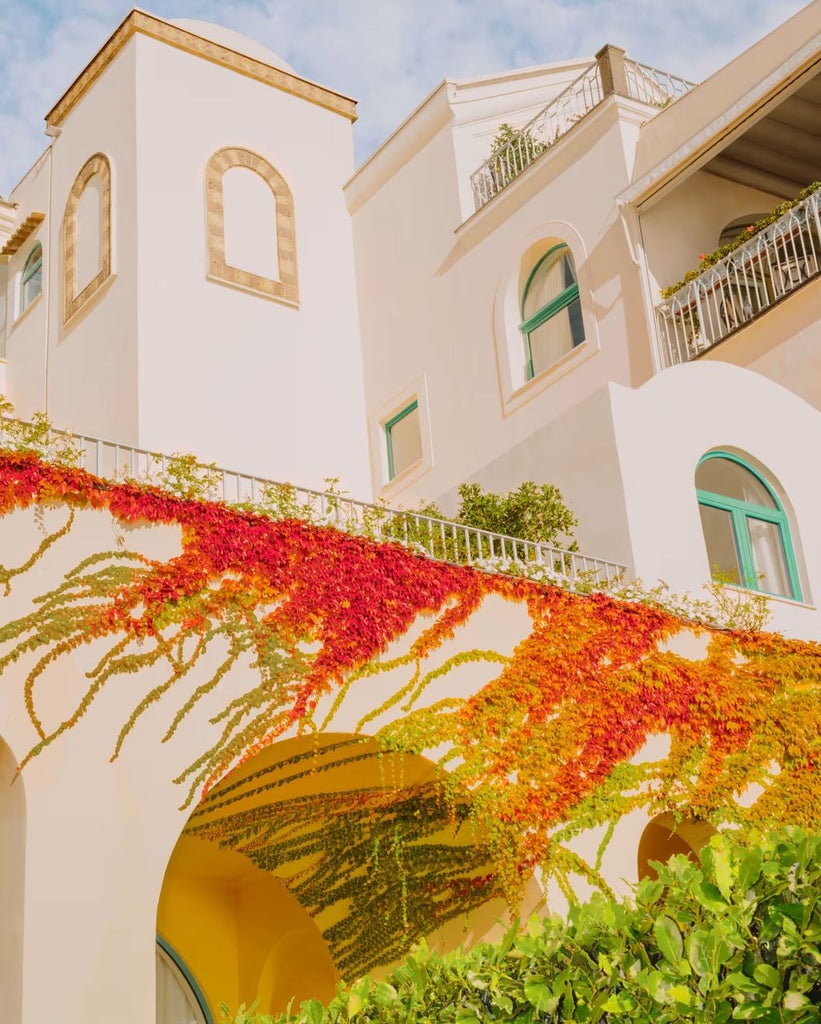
[205,147,298,305]
[62,152,112,324]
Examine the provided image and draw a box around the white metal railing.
[624,59,696,107]
[656,188,821,367]
[470,59,696,210]
[0,419,627,587]
[470,62,602,210]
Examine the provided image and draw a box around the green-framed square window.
[385,400,422,480]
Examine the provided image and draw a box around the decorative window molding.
[374,378,433,495]
[493,228,599,416]
[520,243,584,380]
[62,152,112,324]
[206,147,298,306]
[695,451,802,600]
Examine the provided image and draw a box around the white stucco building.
[2,5,820,637]
[1,4,820,1022]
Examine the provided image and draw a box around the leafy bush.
[223,827,821,1024]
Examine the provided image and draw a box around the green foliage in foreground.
[224,827,821,1024]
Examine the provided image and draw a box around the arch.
[206,147,298,305]
[637,812,716,881]
[0,734,26,1024]
[156,734,507,1014]
[717,213,769,249]
[20,242,43,315]
[62,152,112,323]
[519,242,585,380]
[695,450,802,599]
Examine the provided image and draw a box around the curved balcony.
[655,187,821,367]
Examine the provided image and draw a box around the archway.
[156,734,508,1020]
[637,812,717,881]
[0,734,26,1024]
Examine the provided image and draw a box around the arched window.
[695,452,801,599]
[717,213,768,248]
[62,152,112,323]
[156,937,212,1024]
[206,147,298,306]
[20,243,43,313]
[520,244,584,379]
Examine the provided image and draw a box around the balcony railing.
[0,419,627,588]
[623,59,695,106]
[470,54,695,211]
[655,188,821,367]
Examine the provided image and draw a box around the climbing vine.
[0,450,819,976]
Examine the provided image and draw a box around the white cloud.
[0,0,810,195]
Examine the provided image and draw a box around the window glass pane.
[748,517,792,597]
[696,458,775,507]
[528,297,583,375]
[21,245,43,313]
[522,250,572,321]
[156,945,207,1024]
[388,406,422,478]
[698,503,742,584]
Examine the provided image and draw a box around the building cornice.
[45,9,357,129]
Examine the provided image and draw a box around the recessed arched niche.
[637,811,717,881]
[205,147,298,306]
[62,152,113,323]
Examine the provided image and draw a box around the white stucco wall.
[132,34,371,497]
[42,39,139,445]
[3,151,51,423]
[351,95,653,525]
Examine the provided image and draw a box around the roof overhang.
[0,213,45,256]
[620,1,821,209]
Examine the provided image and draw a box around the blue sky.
[0,0,810,196]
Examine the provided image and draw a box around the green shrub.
[223,826,821,1023]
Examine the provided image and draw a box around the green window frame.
[520,243,584,380]
[20,243,43,314]
[696,451,801,600]
[385,400,421,481]
[156,934,213,1024]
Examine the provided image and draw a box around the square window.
[385,401,422,480]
